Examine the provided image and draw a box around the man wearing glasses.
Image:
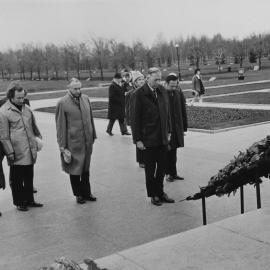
[132,68,175,206]
[165,74,187,182]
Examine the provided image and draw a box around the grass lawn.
[0,80,107,93]
[35,103,270,130]
[204,92,270,104]
[183,81,270,99]
[18,79,270,102]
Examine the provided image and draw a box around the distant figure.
[106,73,130,136]
[55,78,97,204]
[0,82,43,212]
[132,67,175,206]
[165,74,188,182]
[190,68,205,105]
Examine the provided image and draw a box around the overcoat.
[55,93,97,175]
[168,89,188,149]
[192,75,205,96]
[125,86,137,126]
[0,100,41,165]
[107,81,126,120]
[132,83,171,147]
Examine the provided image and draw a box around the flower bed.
[35,104,270,130]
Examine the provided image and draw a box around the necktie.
[153,89,157,98]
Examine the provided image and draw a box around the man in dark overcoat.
[165,74,188,182]
[132,67,174,206]
[55,78,97,204]
[106,73,130,136]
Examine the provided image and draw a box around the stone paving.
[1,80,270,269]
[1,111,270,269]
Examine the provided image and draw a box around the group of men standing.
[0,66,188,214]
[107,68,188,206]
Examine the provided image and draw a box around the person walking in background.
[129,71,145,168]
[0,82,43,211]
[165,74,188,182]
[55,78,97,204]
[190,68,205,105]
[132,67,175,206]
[106,73,130,136]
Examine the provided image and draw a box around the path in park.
[1,112,270,269]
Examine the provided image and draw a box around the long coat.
[55,93,97,175]
[132,83,171,148]
[168,89,188,149]
[192,75,205,96]
[0,100,42,165]
[107,81,126,120]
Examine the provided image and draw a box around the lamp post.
[175,44,181,80]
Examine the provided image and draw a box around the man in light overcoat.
[0,82,43,211]
[55,78,97,204]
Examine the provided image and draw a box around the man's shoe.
[106,130,114,136]
[151,196,162,206]
[16,205,28,211]
[173,175,184,180]
[121,131,131,135]
[27,201,43,207]
[166,175,175,182]
[84,194,97,202]
[76,196,86,204]
[160,193,175,203]
[33,187,38,193]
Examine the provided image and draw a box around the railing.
[201,181,262,225]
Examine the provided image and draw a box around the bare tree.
[91,38,110,80]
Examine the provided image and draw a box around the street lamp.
[175,44,181,80]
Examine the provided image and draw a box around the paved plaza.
[1,107,270,269]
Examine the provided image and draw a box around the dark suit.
[165,88,188,176]
[107,81,127,133]
[132,83,170,197]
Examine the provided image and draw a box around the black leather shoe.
[84,194,97,201]
[76,196,86,204]
[160,193,175,203]
[16,205,28,211]
[166,175,175,182]
[121,131,131,135]
[151,196,162,206]
[27,201,43,207]
[106,130,114,136]
[173,175,184,180]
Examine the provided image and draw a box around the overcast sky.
[0,0,269,50]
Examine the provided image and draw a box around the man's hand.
[168,133,171,141]
[7,153,15,162]
[136,141,145,150]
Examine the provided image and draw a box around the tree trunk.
[258,55,262,70]
[99,61,104,81]
[45,66,49,80]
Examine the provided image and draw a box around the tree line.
[0,33,270,81]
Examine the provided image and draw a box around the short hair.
[166,74,178,84]
[194,68,200,74]
[6,82,25,100]
[148,67,161,75]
